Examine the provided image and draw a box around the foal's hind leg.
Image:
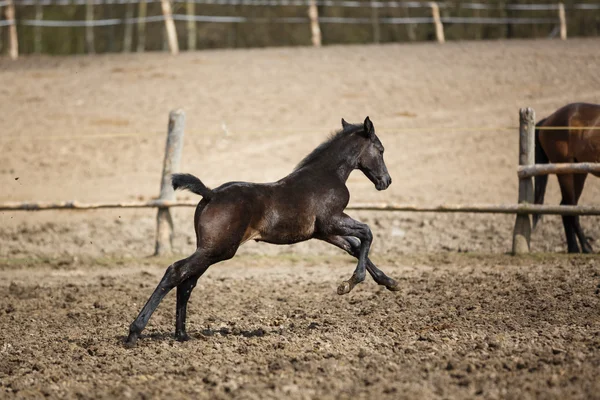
[320,235,399,291]
[126,251,207,347]
[175,276,201,342]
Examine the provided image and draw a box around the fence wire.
[4,126,600,142]
[5,0,598,29]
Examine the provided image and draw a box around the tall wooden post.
[512,107,535,255]
[155,110,186,256]
[107,3,116,52]
[137,0,147,52]
[430,2,445,43]
[160,0,179,55]
[308,0,321,47]
[123,0,134,52]
[558,2,567,40]
[34,0,43,54]
[85,0,95,54]
[473,7,481,40]
[401,4,416,41]
[370,0,380,44]
[5,0,18,59]
[186,0,196,50]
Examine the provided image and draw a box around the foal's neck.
[301,142,362,183]
[331,158,357,183]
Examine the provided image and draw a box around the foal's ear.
[341,118,350,129]
[363,116,374,137]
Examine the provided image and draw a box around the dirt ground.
[1,254,599,399]
[1,39,600,398]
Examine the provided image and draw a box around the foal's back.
[195,172,343,248]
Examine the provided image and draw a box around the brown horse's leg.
[320,235,399,291]
[323,214,373,295]
[175,275,202,342]
[557,174,580,253]
[126,251,207,347]
[573,173,593,253]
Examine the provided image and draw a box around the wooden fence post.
[160,0,179,55]
[85,0,95,54]
[401,4,417,41]
[308,0,322,47]
[187,0,196,50]
[155,109,186,256]
[5,0,18,59]
[558,2,567,40]
[123,0,134,52]
[512,107,535,255]
[137,0,147,52]
[107,3,116,52]
[430,2,445,43]
[370,0,380,44]
[34,0,43,54]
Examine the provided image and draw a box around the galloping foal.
[126,117,399,346]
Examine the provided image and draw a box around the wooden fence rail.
[3,200,600,216]
[518,162,600,178]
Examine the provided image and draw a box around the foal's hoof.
[337,281,352,295]
[124,333,138,348]
[385,280,401,292]
[175,332,191,342]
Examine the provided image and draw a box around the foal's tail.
[172,173,213,200]
[533,117,549,230]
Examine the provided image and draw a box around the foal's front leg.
[325,214,373,295]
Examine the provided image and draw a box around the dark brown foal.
[534,102,600,253]
[126,117,398,346]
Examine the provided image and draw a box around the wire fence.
[7,0,600,9]
[13,14,567,26]
[1,0,599,57]
[2,126,600,143]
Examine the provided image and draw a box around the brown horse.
[534,102,600,253]
[126,117,399,346]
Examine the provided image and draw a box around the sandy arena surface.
[1,39,600,398]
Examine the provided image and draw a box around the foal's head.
[342,116,392,191]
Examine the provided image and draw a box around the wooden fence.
[511,109,600,254]
[2,107,600,255]
[3,0,599,58]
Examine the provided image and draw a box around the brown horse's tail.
[533,118,549,230]
[172,173,213,200]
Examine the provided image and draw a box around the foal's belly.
[248,212,317,245]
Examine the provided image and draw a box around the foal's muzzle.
[375,175,392,191]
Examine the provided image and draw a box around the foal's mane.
[294,123,364,171]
